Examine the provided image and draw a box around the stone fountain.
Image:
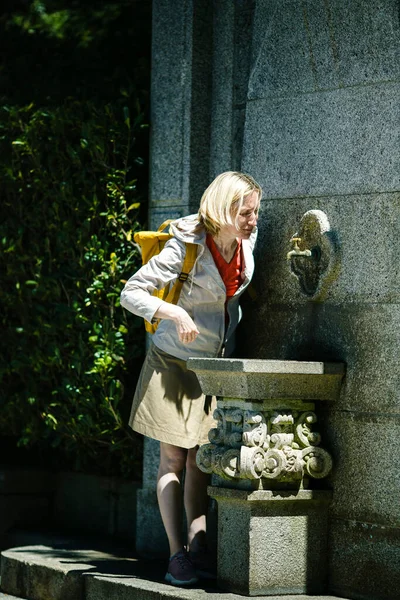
[187,356,345,596]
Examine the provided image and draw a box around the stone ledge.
[188,358,345,376]
[187,358,345,401]
[0,534,350,600]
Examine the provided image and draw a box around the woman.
[120,171,262,586]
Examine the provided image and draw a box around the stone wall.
[236,2,400,599]
[0,469,53,549]
[0,470,139,550]
[148,0,399,598]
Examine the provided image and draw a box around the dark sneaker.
[165,550,199,586]
[188,550,216,579]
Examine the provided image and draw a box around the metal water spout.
[286,236,312,259]
[287,210,340,298]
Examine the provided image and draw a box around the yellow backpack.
[133,220,198,334]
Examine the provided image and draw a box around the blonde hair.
[198,171,262,235]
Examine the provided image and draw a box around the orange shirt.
[206,234,243,299]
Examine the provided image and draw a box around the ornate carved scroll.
[196,406,332,483]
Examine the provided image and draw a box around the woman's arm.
[120,238,199,344]
[120,238,185,322]
[153,302,199,344]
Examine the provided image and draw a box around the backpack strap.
[166,242,198,305]
[157,219,173,232]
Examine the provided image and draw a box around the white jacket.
[120,214,257,361]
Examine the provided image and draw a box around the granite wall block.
[242,82,400,198]
[329,517,400,600]
[325,411,400,527]
[327,0,400,87]
[249,0,400,99]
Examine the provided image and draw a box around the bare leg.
[184,446,210,552]
[157,442,188,557]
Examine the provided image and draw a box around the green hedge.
[0,1,151,478]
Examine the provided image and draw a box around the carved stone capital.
[196,405,333,484]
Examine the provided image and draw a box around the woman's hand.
[173,307,200,344]
[153,303,199,344]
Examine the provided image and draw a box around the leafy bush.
[0,0,151,106]
[0,1,151,478]
[0,99,147,477]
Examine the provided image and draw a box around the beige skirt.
[129,342,217,449]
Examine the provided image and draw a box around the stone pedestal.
[188,357,345,596]
[209,487,332,596]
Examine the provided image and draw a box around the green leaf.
[127,202,140,211]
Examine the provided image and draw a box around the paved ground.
[0,531,350,600]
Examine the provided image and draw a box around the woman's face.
[223,190,259,240]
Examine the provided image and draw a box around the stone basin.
[187,358,345,401]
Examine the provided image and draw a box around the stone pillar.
[188,357,345,596]
[209,488,332,596]
[149,0,212,227]
[210,0,255,176]
[135,0,213,558]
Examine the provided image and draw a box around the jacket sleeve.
[120,237,185,323]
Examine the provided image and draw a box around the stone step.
[0,532,350,600]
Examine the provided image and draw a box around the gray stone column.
[135,0,213,558]
[149,0,212,227]
[210,0,256,176]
